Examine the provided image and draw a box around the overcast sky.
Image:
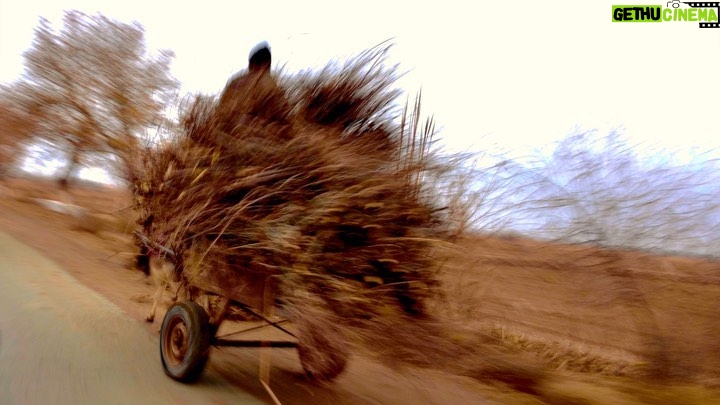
[1,0,719,160]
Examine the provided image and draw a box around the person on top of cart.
[216,41,292,135]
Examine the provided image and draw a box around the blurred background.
[2,0,719,256]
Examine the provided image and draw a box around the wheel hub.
[166,318,189,365]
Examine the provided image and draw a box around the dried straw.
[130,44,536,381]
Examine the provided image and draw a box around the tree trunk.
[59,147,81,189]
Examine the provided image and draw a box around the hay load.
[132,42,455,371]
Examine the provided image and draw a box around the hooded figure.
[216,41,292,134]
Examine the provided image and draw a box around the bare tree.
[486,130,720,257]
[0,91,41,178]
[15,10,179,188]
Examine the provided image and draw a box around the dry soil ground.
[1,176,720,404]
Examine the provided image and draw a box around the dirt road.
[0,226,499,405]
[0,230,266,404]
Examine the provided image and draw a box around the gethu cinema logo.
[612,2,719,23]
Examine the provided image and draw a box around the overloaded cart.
[136,230,349,382]
[132,42,449,384]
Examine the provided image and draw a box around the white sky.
[1,0,719,161]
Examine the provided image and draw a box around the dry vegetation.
[1,11,178,188]
[130,43,483,377]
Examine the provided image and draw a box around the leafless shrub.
[470,129,720,258]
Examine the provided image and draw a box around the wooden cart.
[150,241,349,386]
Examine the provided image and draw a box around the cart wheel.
[297,330,349,383]
[160,301,211,382]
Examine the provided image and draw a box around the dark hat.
[249,41,271,71]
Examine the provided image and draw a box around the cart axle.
[212,338,298,348]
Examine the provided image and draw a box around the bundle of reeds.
[139,43,444,296]
[131,43,463,368]
[126,43,558,389]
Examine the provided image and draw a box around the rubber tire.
[160,301,211,382]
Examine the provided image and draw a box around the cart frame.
[141,236,349,388]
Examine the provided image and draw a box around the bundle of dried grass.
[136,43,443,299]
[131,43,487,374]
